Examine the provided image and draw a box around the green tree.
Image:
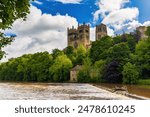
[113,35,122,44]
[64,46,76,64]
[90,60,106,82]
[146,26,150,37]
[75,44,86,65]
[0,0,30,29]
[107,42,131,66]
[122,62,139,84]
[134,38,150,78]
[126,34,136,52]
[0,0,31,60]
[103,61,122,83]
[50,55,73,82]
[0,33,14,60]
[90,36,114,63]
[77,57,91,83]
[28,52,53,82]
[52,48,64,59]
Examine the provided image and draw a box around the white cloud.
[94,0,130,21]
[102,8,139,25]
[90,27,95,41]
[93,0,146,34]
[34,0,43,5]
[107,27,115,36]
[143,21,150,26]
[55,0,82,4]
[1,6,78,62]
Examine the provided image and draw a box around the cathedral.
[67,23,107,48]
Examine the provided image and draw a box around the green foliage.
[0,33,14,59]
[113,35,122,44]
[77,67,91,83]
[77,59,106,83]
[0,52,53,82]
[126,34,136,52]
[50,54,73,82]
[77,57,91,83]
[0,30,149,84]
[122,62,139,84]
[0,0,30,29]
[64,46,76,64]
[146,26,150,37]
[103,61,123,83]
[134,38,150,78]
[75,44,87,65]
[107,43,131,66]
[138,79,150,85]
[52,48,64,59]
[90,60,106,82]
[0,0,31,60]
[90,36,114,62]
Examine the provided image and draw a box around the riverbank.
[92,83,150,99]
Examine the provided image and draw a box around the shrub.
[122,62,139,84]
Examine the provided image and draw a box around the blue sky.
[1,0,150,62]
[130,0,150,23]
[31,0,150,26]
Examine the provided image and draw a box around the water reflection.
[0,83,131,100]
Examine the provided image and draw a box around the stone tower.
[78,23,90,48]
[136,26,148,41]
[67,26,78,48]
[96,23,107,40]
[67,23,90,48]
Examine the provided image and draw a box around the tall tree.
[146,26,150,37]
[122,62,139,84]
[75,44,87,65]
[103,61,122,83]
[50,55,73,82]
[134,38,150,78]
[90,36,114,63]
[0,0,31,60]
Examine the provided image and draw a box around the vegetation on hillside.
[0,27,150,84]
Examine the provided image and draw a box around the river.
[0,83,132,100]
[95,83,150,98]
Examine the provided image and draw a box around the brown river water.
[96,83,150,98]
[0,83,132,100]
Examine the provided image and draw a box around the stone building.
[96,23,107,40]
[67,23,90,48]
[70,65,82,82]
[67,23,108,48]
[136,26,148,41]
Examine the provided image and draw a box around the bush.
[77,69,90,83]
[122,62,139,84]
[103,61,122,83]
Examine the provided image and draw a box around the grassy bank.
[138,79,150,85]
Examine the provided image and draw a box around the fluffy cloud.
[102,8,139,25]
[143,21,150,26]
[93,0,143,34]
[94,0,130,21]
[55,0,82,4]
[1,6,78,62]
